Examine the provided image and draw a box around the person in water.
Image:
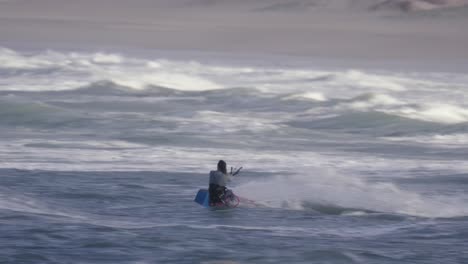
[208,160,232,206]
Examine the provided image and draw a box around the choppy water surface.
[1,48,468,263]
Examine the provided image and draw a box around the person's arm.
[230,167,242,176]
[225,172,232,183]
[225,167,242,183]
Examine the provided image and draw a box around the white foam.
[395,103,468,124]
[283,92,327,102]
[91,53,124,64]
[347,93,403,110]
[0,48,57,69]
[378,0,468,11]
[235,169,468,218]
[340,70,407,92]
[383,133,468,146]
[2,47,468,103]
[0,48,223,91]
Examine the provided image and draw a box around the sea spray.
[235,168,468,218]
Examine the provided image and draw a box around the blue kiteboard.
[194,189,210,208]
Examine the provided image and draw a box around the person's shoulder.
[210,170,223,176]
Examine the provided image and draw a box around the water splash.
[235,169,468,218]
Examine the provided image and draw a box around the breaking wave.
[1,46,468,174]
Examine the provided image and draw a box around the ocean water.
[1,47,468,263]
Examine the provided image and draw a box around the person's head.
[217,160,227,174]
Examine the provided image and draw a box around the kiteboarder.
[208,160,241,206]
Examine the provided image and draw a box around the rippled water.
[1,47,468,263]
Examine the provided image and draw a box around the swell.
[0,98,87,128]
[286,92,468,137]
[2,47,468,145]
[2,85,468,139]
[288,111,447,136]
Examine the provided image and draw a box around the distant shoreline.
[1,0,467,72]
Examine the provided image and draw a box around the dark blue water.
[1,169,467,264]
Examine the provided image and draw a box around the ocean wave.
[285,90,468,136]
[24,140,144,150]
[0,47,221,92]
[371,0,468,12]
[54,81,186,97]
[0,98,85,127]
[288,110,443,136]
[383,133,468,146]
[338,93,468,125]
[396,173,468,185]
[1,47,468,169]
[391,103,468,124]
[182,0,468,13]
[337,70,407,92]
[2,47,468,98]
[282,92,327,102]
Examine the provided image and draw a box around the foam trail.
[0,188,85,219]
[235,169,468,218]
